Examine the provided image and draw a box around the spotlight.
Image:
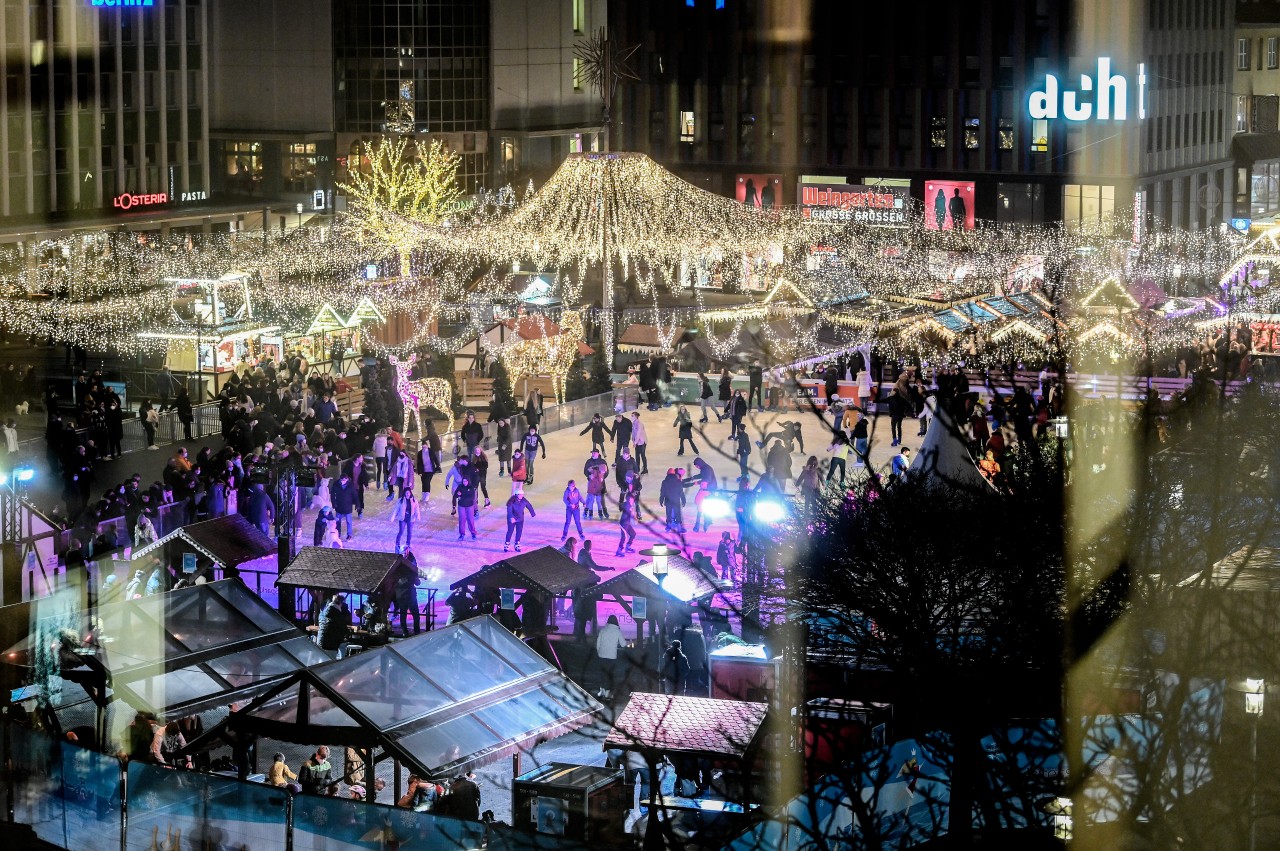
[752,499,787,524]
[701,496,732,519]
[15,468,34,483]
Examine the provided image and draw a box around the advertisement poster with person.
[736,174,783,209]
[924,180,975,230]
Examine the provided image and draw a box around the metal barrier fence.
[433,385,643,454]
[2,722,497,851]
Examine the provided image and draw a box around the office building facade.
[611,0,1234,230]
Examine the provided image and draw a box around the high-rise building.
[0,0,235,239]
[1232,0,1280,224]
[611,0,1234,230]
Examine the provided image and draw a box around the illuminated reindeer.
[501,310,587,404]
[388,354,455,435]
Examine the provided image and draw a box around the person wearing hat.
[268,752,299,788]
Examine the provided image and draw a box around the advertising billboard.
[736,174,783,209]
[924,180,976,231]
[799,182,908,226]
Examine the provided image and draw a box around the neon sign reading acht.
[1027,58,1147,121]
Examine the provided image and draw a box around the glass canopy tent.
[187,615,604,796]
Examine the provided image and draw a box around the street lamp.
[1042,796,1072,842]
[639,545,675,650]
[296,202,304,229]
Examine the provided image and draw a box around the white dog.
[14,401,28,416]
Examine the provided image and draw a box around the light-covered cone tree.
[340,137,462,277]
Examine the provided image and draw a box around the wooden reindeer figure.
[388,354,454,435]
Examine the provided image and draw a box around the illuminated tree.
[339,137,462,277]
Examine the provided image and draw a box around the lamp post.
[1246,677,1265,851]
[639,544,673,651]
[296,202,304,230]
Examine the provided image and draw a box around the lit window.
[1238,94,1249,132]
[1269,37,1278,69]
[680,111,696,142]
[1031,118,1048,153]
[573,0,585,34]
[998,118,1014,150]
[569,133,583,154]
[1239,38,1251,71]
[573,58,584,92]
[964,117,980,149]
[930,116,947,149]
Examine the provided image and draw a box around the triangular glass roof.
[4,580,318,717]
[228,616,601,780]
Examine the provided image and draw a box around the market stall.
[278,297,384,377]
[275,546,426,628]
[604,693,768,845]
[580,553,720,643]
[450,546,599,639]
[130,514,278,585]
[181,615,604,803]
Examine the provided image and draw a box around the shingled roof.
[131,514,277,568]
[605,693,769,759]
[277,547,413,595]
[451,545,599,597]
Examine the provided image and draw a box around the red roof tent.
[605,693,769,760]
[502,314,595,356]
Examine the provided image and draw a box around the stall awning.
[131,514,277,567]
[605,693,769,759]
[190,616,603,781]
[451,546,599,598]
[277,547,413,596]
[4,580,328,717]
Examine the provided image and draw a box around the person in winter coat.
[445,456,471,515]
[314,505,337,546]
[562,480,585,539]
[471,446,491,508]
[418,438,439,501]
[728,390,748,439]
[579,413,613,455]
[611,412,633,463]
[715,531,737,583]
[317,595,350,653]
[659,469,686,532]
[392,487,420,552]
[796,456,823,516]
[455,470,480,541]
[616,487,638,556]
[660,639,690,696]
[176,386,194,440]
[387,447,413,501]
[509,448,528,485]
[688,456,719,492]
[331,473,357,540]
[246,482,275,537]
[673,406,698,455]
[630,411,649,474]
[614,446,637,489]
[583,449,609,519]
[765,440,793,491]
[697,372,718,422]
[133,512,159,549]
[104,400,124,459]
[504,489,536,551]
[521,426,546,485]
[460,410,484,455]
[495,419,512,476]
[718,368,733,407]
[523,392,542,431]
[733,428,752,479]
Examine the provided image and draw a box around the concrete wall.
[209,0,334,133]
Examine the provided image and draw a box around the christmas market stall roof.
[277,547,415,597]
[582,553,721,615]
[450,545,600,598]
[185,615,603,782]
[130,513,277,568]
[605,693,769,760]
[3,579,328,718]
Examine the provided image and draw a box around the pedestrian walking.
[176,386,194,440]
